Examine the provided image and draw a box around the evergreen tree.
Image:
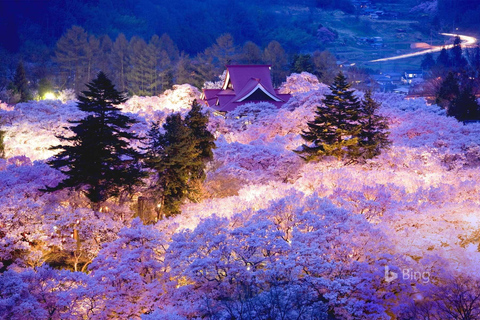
[54,26,89,94]
[111,33,129,92]
[144,101,215,217]
[185,100,216,180]
[210,33,237,72]
[85,34,101,83]
[127,37,149,95]
[98,35,114,78]
[451,36,467,70]
[435,72,460,109]
[437,48,451,68]
[145,114,200,217]
[448,85,480,121]
[239,41,264,64]
[421,53,436,71]
[175,54,195,85]
[357,90,390,159]
[191,51,217,86]
[313,50,339,85]
[12,61,31,102]
[291,54,315,74]
[264,40,288,87]
[149,34,173,94]
[470,46,480,76]
[158,33,179,62]
[296,71,361,162]
[44,72,144,205]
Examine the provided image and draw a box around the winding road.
[370,33,477,63]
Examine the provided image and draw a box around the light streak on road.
[370,33,477,63]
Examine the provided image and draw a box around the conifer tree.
[44,72,144,205]
[291,54,314,74]
[210,33,237,72]
[296,71,361,162]
[264,40,288,87]
[313,50,339,85]
[357,90,390,159]
[145,114,200,217]
[54,26,89,94]
[12,61,31,102]
[448,85,480,121]
[239,41,263,64]
[144,101,215,217]
[451,36,467,70]
[437,48,451,69]
[111,33,129,92]
[435,72,460,109]
[185,100,216,180]
[421,53,436,71]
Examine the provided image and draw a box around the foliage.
[54,26,91,95]
[10,61,31,103]
[435,71,459,109]
[357,90,391,160]
[185,100,216,180]
[448,85,480,121]
[296,72,362,162]
[145,113,200,217]
[435,71,480,121]
[291,54,315,74]
[312,50,339,85]
[421,53,435,71]
[44,72,145,205]
[144,101,215,216]
[263,40,288,87]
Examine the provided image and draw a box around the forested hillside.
[2,0,475,103]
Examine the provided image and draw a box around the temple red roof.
[201,65,291,112]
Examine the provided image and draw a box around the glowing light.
[43,92,56,100]
[371,33,477,63]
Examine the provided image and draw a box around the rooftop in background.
[201,65,291,112]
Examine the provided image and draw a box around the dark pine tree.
[12,61,31,102]
[437,48,451,69]
[451,36,467,70]
[448,85,480,121]
[296,71,361,162]
[44,72,145,206]
[435,72,460,109]
[291,54,315,74]
[185,100,216,180]
[145,113,200,217]
[421,53,436,71]
[357,90,390,160]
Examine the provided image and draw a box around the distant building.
[402,70,424,85]
[201,65,291,112]
[372,72,402,92]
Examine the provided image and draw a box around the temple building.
[201,65,291,112]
